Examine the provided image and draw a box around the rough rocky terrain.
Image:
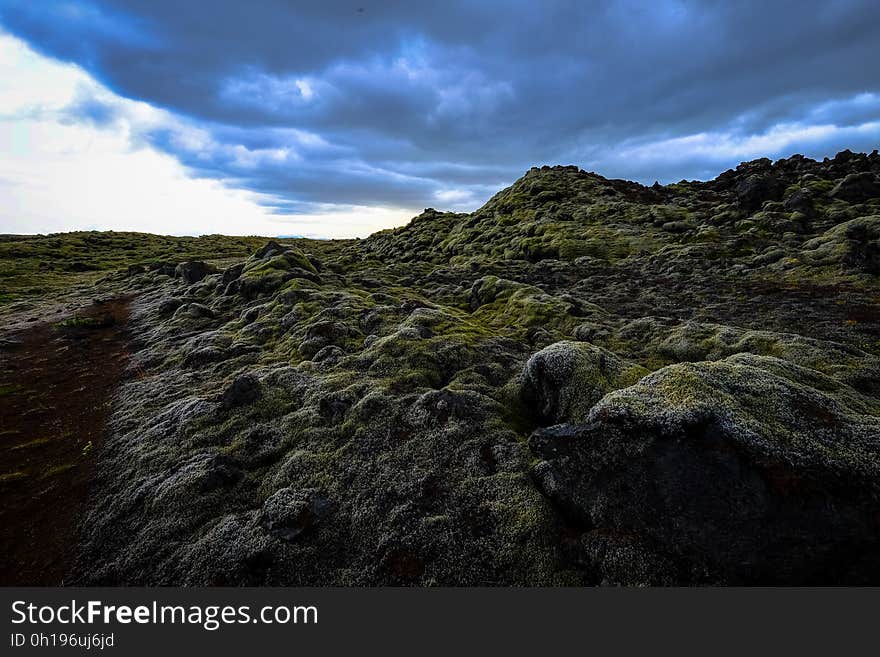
[2,149,879,585]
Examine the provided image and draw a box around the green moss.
[803,178,835,195]
[0,231,345,305]
[243,247,318,277]
[0,382,24,396]
[54,316,106,330]
[42,462,76,478]
[473,287,575,334]
[12,437,51,450]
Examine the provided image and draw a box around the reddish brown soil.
[0,297,131,585]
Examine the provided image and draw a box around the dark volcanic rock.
[150,261,178,277]
[736,173,784,213]
[782,188,814,215]
[175,261,215,284]
[830,172,880,203]
[254,240,286,259]
[261,488,333,542]
[529,356,880,584]
[157,297,184,315]
[176,302,215,319]
[222,263,245,285]
[221,373,262,409]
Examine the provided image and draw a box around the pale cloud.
[615,123,837,164]
[588,100,880,183]
[0,34,84,115]
[432,188,475,206]
[0,32,415,237]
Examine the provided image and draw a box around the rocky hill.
[4,149,880,585]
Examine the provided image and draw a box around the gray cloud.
[1,0,879,216]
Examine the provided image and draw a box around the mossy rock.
[530,355,880,584]
[521,340,648,424]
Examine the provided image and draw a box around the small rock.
[0,337,22,350]
[222,373,262,409]
[157,297,184,315]
[261,488,332,541]
[661,220,689,233]
[312,345,345,364]
[175,261,215,284]
[185,303,215,319]
[222,263,245,284]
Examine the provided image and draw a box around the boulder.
[222,263,245,284]
[157,297,185,316]
[221,373,262,409]
[184,303,215,319]
[521,341,647,425]
[174,261,215,284]
[800,216,880,274]
[661,220,689,233]
[529,355,880,584]
[783,188,814,215]
[261,488,333,542]
[736,174,784,213]
[254,241,286,259]
[150,261,178,277]
[830,172,880,203]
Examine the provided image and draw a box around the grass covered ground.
[0,231,335,304]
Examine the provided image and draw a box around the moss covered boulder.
[530,354,880,584]
[521,341,648,424]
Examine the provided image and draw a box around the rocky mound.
[70,150,880,585]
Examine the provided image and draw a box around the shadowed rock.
[174,261,216,284]
[530,356,880,584]
[221,373,262,409]
[830,172,880,203]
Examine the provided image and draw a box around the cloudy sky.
[0,1,878,237]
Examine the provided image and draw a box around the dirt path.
[0,297,132,585]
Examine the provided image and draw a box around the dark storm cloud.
[2,0,879,213]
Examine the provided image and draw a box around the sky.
[0,1,879,238]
